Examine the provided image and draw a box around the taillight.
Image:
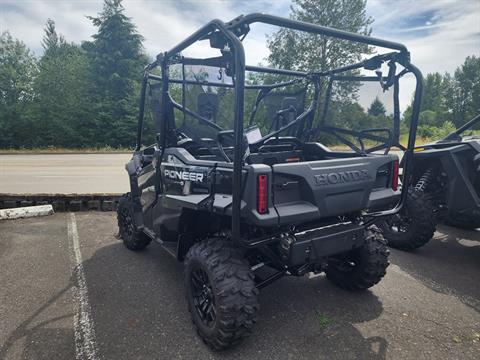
[392,160,399,191]
[257,175,268,214]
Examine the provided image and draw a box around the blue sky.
[1,0,479,109]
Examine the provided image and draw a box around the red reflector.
[257,175,268,214]
[392,160,399,191]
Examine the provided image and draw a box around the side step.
[146,229,178,259]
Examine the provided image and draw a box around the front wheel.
[378,189,436,250]
[117,193,151,251]
[184,239,259,350]
[326,228,389,291]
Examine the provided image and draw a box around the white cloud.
[0,0,284,64]
[366,0,480,74]
[0,1,100,55]
[363,0,480,111]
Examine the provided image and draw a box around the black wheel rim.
[386,213,412,233]
[119,206,134,238]
[190,267,216,327]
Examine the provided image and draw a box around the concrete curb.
[0,194,121,212]
[0,205,54,220]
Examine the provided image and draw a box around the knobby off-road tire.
[326,228,389,291]
[184,239,259,350]
[117,193,151,251]
[379,189,436,250]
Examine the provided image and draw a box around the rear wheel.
[184,239,259,350]
[326,228,389,291]
[379,189,436,250]
[445,215,480,230]
[117,193,151,251]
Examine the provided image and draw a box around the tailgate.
[272,155,397,224]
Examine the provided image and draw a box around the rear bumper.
[366,188,401,212]
[288,223,365,266]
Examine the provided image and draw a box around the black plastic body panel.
[132,146,400,234]
[270,154,399,225]
[407,140,480,218]
[289,223,365,266]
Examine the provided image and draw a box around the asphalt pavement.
[0,154,131,194]
[1,212,479,360]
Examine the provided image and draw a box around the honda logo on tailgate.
[314,170,370,185]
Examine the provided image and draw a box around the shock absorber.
[414,167,436,192]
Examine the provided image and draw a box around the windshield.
[152,63,315,146]
[145,64,403,155]
[170,64,235,141]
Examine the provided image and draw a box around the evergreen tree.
[84,0,148,147]
[42,19,63,53]
[368,97,386,116]
[33,19,92,147]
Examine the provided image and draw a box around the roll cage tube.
[140,13,422,241]
[227,13,408,53]
[442,113,480,141]
[153,19,247,242]
[135,71,149,151]
[364,62,423,221]
[168,94,223,131]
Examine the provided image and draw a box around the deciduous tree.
[267,0,374,133]
[0,32,37,148]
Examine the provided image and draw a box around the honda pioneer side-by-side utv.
[117,14,423,349]
[380,114,480,250]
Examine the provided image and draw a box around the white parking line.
[68,213,100,360]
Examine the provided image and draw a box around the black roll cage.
[442,113,480,141]
[135,13,423,242]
